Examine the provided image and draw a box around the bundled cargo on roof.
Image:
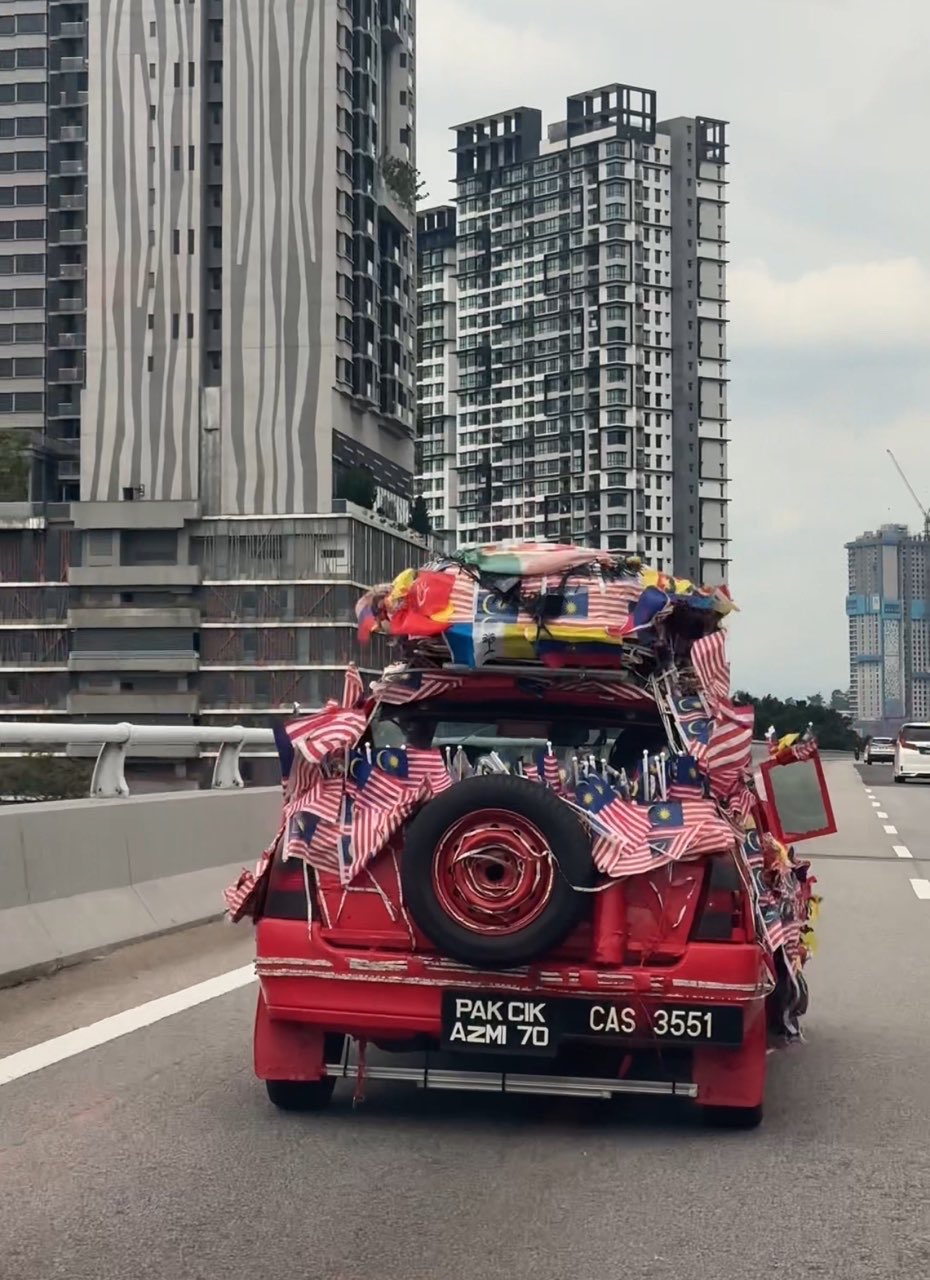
[356,542,736,673]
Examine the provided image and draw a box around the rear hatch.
[262,697,751,965]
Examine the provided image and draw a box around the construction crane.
[887,449,930,537]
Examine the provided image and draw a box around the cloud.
[729,258,930,350]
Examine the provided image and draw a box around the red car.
[244,673,827,1130]
[229,545,828,1128]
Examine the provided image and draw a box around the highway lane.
[1,760,929,1280]
[855,762,930,894]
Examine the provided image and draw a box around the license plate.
[440,992,743,1056]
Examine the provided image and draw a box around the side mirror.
[758,751,837,845]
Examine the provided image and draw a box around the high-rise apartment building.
[0,0,421,734]
[415,84,729,582]
[846,524,930,731]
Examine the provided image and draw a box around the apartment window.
[17,84,45,104]
[173,146,181,171]
[188,145,195,170]
[16,186,44,207]
[173,229,180,254]
[187,313,193,339]
[188,229,195,254]
[12,391,42,411]
[188,62,195,88]
[15,254,44,273]
[13,289,43,307]
[16,152,45,173]
[15,323,43,342]
[172,313,180,339]
[150,62,157,79]
[174,62,181,87]
[150,104,156,121]
[147,314,154,330]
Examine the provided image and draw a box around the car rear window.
[900,725,930,742]
[371,702,670,776]
[872,737,893,745]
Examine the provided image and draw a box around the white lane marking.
[0,964,256,1087]
[871,801,881,808]
[876,811,888,818]
[884,824,898,835]
[893,845,913,859]
[910,879,930,901]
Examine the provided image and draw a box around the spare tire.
[400,774,595,969]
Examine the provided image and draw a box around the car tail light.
[692,855,748,942]
[262,850,309,921]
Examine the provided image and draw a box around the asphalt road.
[1,760,929,1280]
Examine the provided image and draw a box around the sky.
[414,0,930,698]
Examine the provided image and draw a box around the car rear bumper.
[256,919,773,1040]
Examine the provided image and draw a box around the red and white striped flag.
[286,704,368,766]
[341,664,365,709]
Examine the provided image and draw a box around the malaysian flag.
[286,704,368,766]
[286,811,341,876]
[371,668,465,706]
[224,826,283,921]
[667,753,705,800]
[342,664,365,709]
[524,747,565,791]
[573,776,652,851]
[688,630,754,799]
[345,746,426,882]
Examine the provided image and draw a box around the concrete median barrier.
[0,788,281,986]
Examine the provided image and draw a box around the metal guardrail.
[0,722,276,799]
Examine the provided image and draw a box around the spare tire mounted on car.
[400,774,595,969]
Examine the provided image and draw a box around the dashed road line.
[910,879,930,901]
[884,824,898,835]
[876,810,888,818]
[893,845,913,859]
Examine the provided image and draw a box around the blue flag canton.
[476,590,520,621]
[374,746,409,778]
[574,774,618,813]
[648,801,685,830]
[669,753,703,789]
[559,586,590,619]
[290,811,321,844]
[273,719,295,782]
[347,748,374,788]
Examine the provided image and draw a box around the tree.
[408,494,432,537]
[335,465,377,510]
[0,753,92,803]
[734,692,858,752]
[829,688,850,712]
[808,693,825,708]
[0,429,29,502]
[381,156,428,214]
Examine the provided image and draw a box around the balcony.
[57,194,86,211]
[60,21,87,38]
[54,296,83,313]
[55,262,84,280]
[59,57,88,73]
[59,159,86,177]
[59,125,85,143]
[53,331,84,348]
[56,366,83,383]
[55,90,88,108]
[56,227,86,244]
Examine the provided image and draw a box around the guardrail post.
[212,727,245,790]
[89,722,132,798]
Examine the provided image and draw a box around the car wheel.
[263,1032,346,1112]
[701,1103,764,1130]
[266,1076,337,1112]
[894,774,906,784]
[401,773,595,969]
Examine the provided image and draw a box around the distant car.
[894,724,930,782]
[865,737,895,765]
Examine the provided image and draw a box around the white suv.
[893,724,930,783]
[865,736,894,765]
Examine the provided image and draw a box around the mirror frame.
[759,750,837,845]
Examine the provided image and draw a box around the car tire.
[894,774,906,784]
[401,773,596,969]
[700,1103,764,1130]
[264,1033,346,1112]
